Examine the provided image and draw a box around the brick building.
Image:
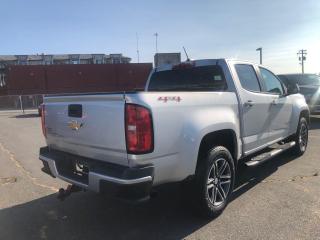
[0,53,131,88]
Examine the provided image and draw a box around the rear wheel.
[193,146,235,218]
[292,117,308,156]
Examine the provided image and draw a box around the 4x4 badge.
[158,96,181,103]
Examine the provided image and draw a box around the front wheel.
[193,146,235,218]
[292,117,309,156]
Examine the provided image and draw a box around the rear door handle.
[244,100,254,107]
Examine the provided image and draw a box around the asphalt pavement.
[0,112,319,240]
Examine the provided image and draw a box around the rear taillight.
[41,104,46,138]
[125,103,153,154]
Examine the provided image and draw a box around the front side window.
[235,64,261,92]
[259,67,284,95]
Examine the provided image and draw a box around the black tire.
[292,117,309,156]
[193,146,235,218]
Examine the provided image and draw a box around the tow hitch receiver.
[57,184,83,201]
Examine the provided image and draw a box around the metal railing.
[0,95,43,113]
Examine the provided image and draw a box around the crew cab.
[39,59,309,217]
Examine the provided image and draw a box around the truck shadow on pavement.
[310,116,320,130]
[1,119,318,240]
[232,151,297,203]
[0,185,210,240]
[0,151,300,240]
[13,113,40,118]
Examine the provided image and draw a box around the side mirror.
[286,83,300,95]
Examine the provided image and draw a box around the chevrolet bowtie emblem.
[68,120,84,131]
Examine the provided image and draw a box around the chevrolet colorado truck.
[39,59,309,217]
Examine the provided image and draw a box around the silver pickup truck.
[39,59,309,217]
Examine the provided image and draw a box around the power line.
[297,49,307,74]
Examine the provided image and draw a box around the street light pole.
[154,33,158,54]
[154,33,159,67]
[256,47,262,65]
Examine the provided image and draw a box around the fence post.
[35,95,38,108]
[19,95,25,114]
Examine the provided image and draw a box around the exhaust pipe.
[57,184,83,201]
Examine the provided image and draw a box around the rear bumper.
[39,147,154,200]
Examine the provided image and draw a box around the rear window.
[148,65,227,91]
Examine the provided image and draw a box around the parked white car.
[39,59,309,217]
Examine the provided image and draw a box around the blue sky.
[1,0,319,73]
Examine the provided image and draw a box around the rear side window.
[148,65,227,91]
[235,64,261,92]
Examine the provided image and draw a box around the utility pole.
[256,47,262,64]
[297,49,307,74]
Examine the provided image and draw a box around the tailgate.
[44,94,128,166]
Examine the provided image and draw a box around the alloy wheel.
[206,158,232,206]
[299,122,308,152]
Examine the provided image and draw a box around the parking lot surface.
[0,112,319,240]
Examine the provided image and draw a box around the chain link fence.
[0,95,43,112]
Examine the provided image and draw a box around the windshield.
[279,74,320,85]
[279,74,320,86]
[298,74,320,85]
[148,65,227,91]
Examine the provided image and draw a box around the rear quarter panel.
[126,92,240,185]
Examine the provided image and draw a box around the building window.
[112,58,120,64]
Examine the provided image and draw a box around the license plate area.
[55,157,89,184]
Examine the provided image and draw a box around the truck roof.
[155,58,260,72]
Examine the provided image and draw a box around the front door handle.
[244,100,254,107]
[271,99,278,105]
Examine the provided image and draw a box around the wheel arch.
[196,129,238,171]
[290,95,310,134]
[299,109,310,124]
